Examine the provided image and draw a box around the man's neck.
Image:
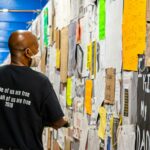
[10,55,30,67]
[11,59,29,67]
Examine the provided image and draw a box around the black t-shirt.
[0,65,64,150]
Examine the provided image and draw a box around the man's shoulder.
[0,65,9,72]
[31,69,49,81]
[0,65,48,81]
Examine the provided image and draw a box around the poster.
[136,59,150,150]
[122,0,146,71]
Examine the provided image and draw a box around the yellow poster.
[98,106,107,140]
[87,42,92,72]
[85,80,93,115]
[122,0,146,71]
[56,49,60,69]
[66,77,72,107]
[123,50,138,71]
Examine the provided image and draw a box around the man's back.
[0,65,64,150]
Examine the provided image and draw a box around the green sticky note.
[44,7,48,47]
[99,0,106,40]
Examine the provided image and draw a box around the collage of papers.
[27,0,150,149]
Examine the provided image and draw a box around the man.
[0,31,69,150]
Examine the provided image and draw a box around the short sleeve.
[41,79,64,126]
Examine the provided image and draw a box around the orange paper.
[76,20,81,44]
[122,0,146,71]
[123,50,138,71]
[85,80,93,115]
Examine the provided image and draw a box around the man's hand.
[50,117,70,130]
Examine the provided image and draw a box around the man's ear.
[25,48,32,58]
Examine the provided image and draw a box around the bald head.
[8,30,39,66]
[8,30,38,53]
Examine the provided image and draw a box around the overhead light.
[0,9,41,13]
[2,9,9,12]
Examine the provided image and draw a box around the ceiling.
[0,0,48,63]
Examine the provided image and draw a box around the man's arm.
[41,78,70,129]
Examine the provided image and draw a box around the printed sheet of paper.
[49,45,56,83]
[70,0,79,20]
[53,70,61,100]
[62,0,71,27]
[68,22,76,76]
[123,0,146,71]
[55,0,70,29]
[104,0,123,72]
[57,129,65,150]
[59,95,67,114]
[92,70,106,126]
[79,115,89,150]
[80,17,89,77]
[87,129,99,150]
[129,72,138,124]
[115,73,121,114]
[90,97,99,125]
[73,112,83,130]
